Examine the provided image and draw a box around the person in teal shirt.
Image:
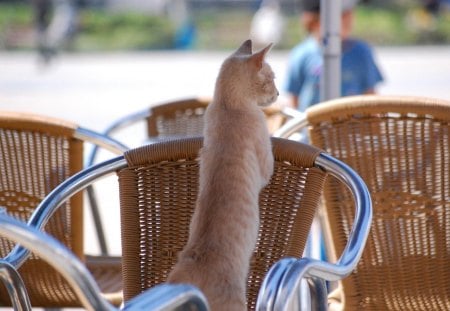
[285,0,384,111]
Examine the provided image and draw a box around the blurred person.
[31,0,78,64]
[166,0,196,49]
[250,0,284,47]
[284,0,383,111]
[423,0,441,15]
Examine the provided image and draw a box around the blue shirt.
[285,36,384,111]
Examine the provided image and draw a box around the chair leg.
[86,185,109,255]
[308,277,328,311]
[0,260,32,311]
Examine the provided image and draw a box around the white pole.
[320,0,342,101]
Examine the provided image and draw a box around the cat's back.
[167,39,277,311]
[204,99,269,147]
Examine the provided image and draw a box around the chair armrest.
[123,284,209,311]
[0,214,114,311]
[1,215,208,311]
[257,152,372,310]
[5,156,128,268]
[86,110,149,167]
[75,126,129,157]
[280,107,304,119]
[272,112,307,139]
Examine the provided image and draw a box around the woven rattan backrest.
[146,98,290,139]
[119,137,326,310]
[146,98,209,138]
[0,111,84,307]
[306,95,450,310]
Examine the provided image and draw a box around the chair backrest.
[0,111,84,306]
[145,97,291,139]
[304,95,450,310]
[0,111,126,307]
[146,98,209,138]
[118,137,327,310]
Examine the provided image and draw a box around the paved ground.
[0,46,449,257]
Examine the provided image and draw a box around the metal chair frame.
[42,125,129,259]
[256,152,372,310]
[9,137,372,310]
[0,214,208,311]
[76,126,129,256]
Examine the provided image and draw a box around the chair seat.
[86,255,123,306]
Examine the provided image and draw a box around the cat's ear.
[234,39,252,56]
[249,43,273,70]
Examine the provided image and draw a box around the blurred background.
[1,0,450,51]
[1,0,450,254]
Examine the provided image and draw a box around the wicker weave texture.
[0,112,83,307]
[145,98,288,139]
[307,95,450,310]
[146,98,209,138]
[0,111,122,307]
[119,137,325,310]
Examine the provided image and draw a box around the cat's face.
[255,62,279,107]
[219,40,279,107]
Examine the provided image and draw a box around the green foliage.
[352,5,450,45]
[77,9,176,50]
[192,9,254,49]
[0,4,176,51]
[0,3,34,49]
[0,3,32,25]
[352,6,414,45]
[278,14,307,50]
[0,2,449,51]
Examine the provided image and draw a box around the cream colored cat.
[167,39,278,311]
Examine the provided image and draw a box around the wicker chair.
[86,97,300,254]
[0,213,208,311]
[36,136,371,310]
[275,95,450,310]
[0,111,127,308]
[88,97,296,164]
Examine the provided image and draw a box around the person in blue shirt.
[285,0,384,111]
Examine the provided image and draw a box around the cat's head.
[217,39,279,107]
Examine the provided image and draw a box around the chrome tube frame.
[0,260,31,311]
[314,153,372,273]
[75,127,129,156]
[279,107,304,120]
[0,215,211,311]
[272,113,308,139]
[86,110,149,167]
[0,213,210,311]
[256,257,296,310]
[5,156,128,268]
[124,283,209,311]
[0,215,115,311]
[79,117,142,255]
[256,152,372,310]
[76,126,129,255]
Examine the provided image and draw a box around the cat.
[166,39,278,311]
